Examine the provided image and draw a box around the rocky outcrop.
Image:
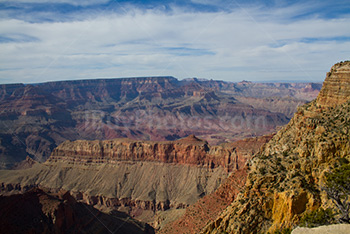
[0,188,153,234]
[48,135,249,172]
[316,61,350,107]
[202,62,350,234]
[0,84,77,168]
[12,156,38,170]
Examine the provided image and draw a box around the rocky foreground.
[201,61,350,233]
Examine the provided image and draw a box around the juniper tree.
[323,161,350,224]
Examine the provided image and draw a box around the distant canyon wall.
[0,77,320,168]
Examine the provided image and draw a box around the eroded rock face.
[0,77,319,169]
[317,61,350,107]
[158,135,272,234]
[49,135,247,172]
[0,135,268,230]
[0,160,228,230]
[202,62,350,234]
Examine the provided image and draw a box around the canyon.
[1,68,338,233]
[0,134,270,230]
[0,77,320,169]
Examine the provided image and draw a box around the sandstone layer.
[316,61,350,107]
[49,135,248,172]
[202,61,350,233]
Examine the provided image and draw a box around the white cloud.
[4,0,109,6]
[0,5,349,84]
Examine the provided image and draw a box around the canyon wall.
[202,61,350,233]
[0,76,319,169]
[316,61,350,107]
[159,135,272,233]
[0,134,269,230]
[48,135,248,172]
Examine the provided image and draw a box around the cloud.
[3,0,109,6]
[0,2,349,84]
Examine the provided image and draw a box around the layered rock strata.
[316,61,350,107]
[0,76,320,169]
[48,135,247,172]
[0,135,270,229]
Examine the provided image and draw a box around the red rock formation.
[158,135,273,233]
[49,135,255,172]
[316,61,350,107]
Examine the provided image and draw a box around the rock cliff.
[48,135,246,172]
[201,61,350,233]
[159,135,273,233]
[316,61,350,107]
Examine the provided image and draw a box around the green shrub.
[324,163,350,223]
[299,208,335,228]
[337,157,349,166]
[259,167,267,175]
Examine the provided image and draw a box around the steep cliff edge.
[202,61,350,234]
[48,135,244,172]
[316,61,350,107]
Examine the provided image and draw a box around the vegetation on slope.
[202,100,350,233]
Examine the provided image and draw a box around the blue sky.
[0,0,349,84]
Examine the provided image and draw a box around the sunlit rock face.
[202,61,350,234]
[316,61,350,107]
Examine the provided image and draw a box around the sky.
[0,0,349,84]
